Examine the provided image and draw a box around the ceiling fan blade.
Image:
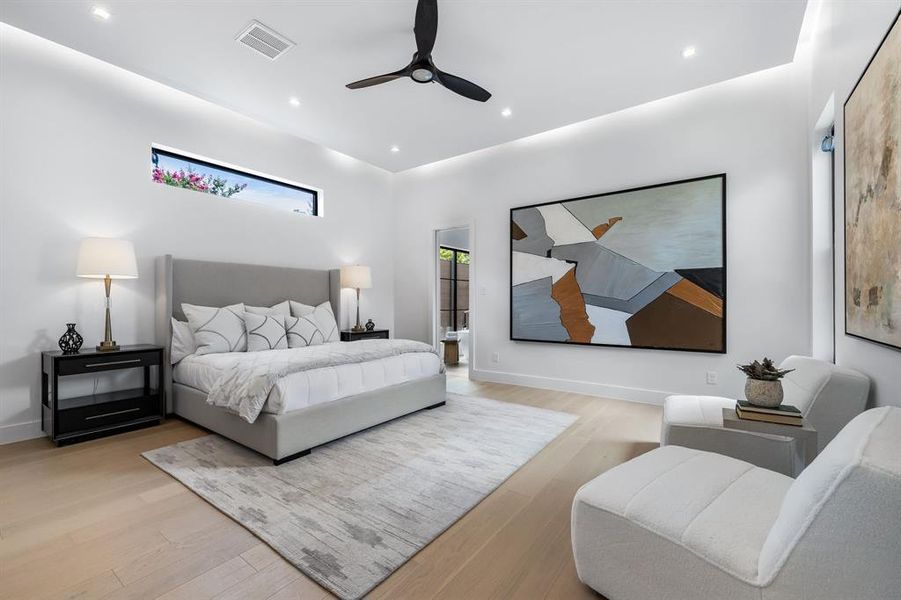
[346,69,408,89]
[434,69,491,102]
[414,0,438,57]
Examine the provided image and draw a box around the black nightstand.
[41,344,164,446]
[340,329,389,342]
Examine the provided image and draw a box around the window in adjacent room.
[150,144,320,216]
[439,246,470,334]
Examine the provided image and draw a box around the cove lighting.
[682,46,697,58]
[91,6,111,20]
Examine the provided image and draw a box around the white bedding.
[174,343,441,415]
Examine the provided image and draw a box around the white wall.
[805,0,901,407]
[394,63,811,403]
[0,25,395,442]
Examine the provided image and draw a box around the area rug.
[143,394,577,600]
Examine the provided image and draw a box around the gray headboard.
[154,255,341,412]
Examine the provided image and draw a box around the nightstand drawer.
[361,331,389,340]
[56,391,160,435]
[57,351,159,376]
[340,329,389,341]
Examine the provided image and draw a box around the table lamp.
[340,265,372,333]
[76,238,138,351]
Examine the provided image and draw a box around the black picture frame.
[842,9,901,353]
[509,173,727,354]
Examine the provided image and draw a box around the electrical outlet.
[706,371,718,385]
[491,352,500,363]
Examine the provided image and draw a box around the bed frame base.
[273,449,312,465]
[268,399,448,465]
[172,373,447,463]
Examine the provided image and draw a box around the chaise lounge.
[572,406,901,600]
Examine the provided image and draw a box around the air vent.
[235,20,295,60]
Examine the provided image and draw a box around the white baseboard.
[0,420,43,445]
[470,367,674,406]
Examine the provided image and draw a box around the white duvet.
[174,347,440,416]
[180,339,441,423]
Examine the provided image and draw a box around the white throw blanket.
[207,339,440,423]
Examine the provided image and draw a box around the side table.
[722,408,817,477]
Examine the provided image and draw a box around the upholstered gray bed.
[154,255,446,464]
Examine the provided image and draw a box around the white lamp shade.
[76,238,138,279]
[340,265,371,289]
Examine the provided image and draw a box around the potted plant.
[737,357,795,408]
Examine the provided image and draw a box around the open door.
[435,227,471,379]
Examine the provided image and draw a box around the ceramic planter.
[745,378,784,408]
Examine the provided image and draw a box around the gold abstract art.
[845,12,901,350]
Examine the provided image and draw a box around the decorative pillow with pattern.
[312,301,339,342]
[170,318,196,364]
[245,301,291,316]
[243,313,288,351]
[289,300,315,318]
[182,303,247,355]
[285,314,325,348]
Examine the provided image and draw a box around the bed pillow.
[312,301,340,342]
[289,300,315,318]
[285,314,324,348]
[182,302,247,355]
[243,313,288,351]
[170,318,195,364]
[245,301,291,316]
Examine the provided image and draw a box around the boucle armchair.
[661,356,869,475]
[572,407,901,600]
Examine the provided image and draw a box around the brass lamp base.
[351,287,365,333]
[97,276,119,351]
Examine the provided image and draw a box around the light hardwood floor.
[0,377,662,600]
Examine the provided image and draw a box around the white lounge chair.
[572,407,901,600]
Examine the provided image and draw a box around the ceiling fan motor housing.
[411,66,434,82]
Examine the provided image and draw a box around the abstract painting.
[844,11,901,351]
[510,174,726,353]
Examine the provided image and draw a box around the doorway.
[435,227,471,380]
[811,96,835,361]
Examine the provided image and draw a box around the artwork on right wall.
[844,10,901,351]
[510,174,726,353]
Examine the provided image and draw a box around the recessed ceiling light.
[288,97,301,107]
[91,6,111,20]
[390,145,400,153]
[682,46,697,58]
[501,107,513,118]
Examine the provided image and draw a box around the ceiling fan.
[345,0,491,102]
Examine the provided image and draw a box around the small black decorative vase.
[365,319,375,331]
[58,323,84,354]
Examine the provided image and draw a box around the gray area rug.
[143,394,577,600]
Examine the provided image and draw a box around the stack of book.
[735,400,803,426]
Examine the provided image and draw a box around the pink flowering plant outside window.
[151,166,246,197]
